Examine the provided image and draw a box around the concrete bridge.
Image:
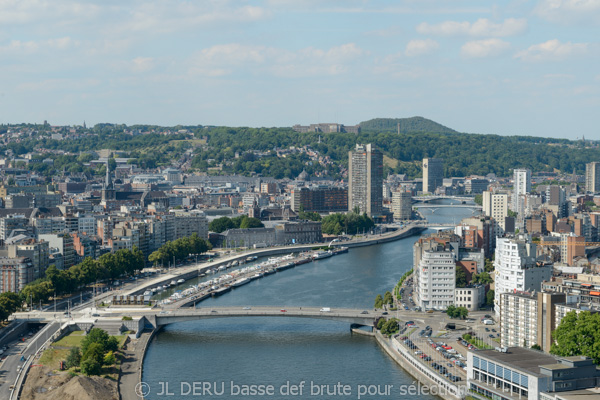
[412,195,476,203]
[414,204,482,210]
[12,306,384,328]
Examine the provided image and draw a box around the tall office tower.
[585,162,600,194]
[348,144,383,218]
[512,168,531,216]
[422,158,444,194]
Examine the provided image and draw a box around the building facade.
[348,144,383,218]
[585,161,600,194]
[422,158,444,194]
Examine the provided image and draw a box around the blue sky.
[0,0,599,140]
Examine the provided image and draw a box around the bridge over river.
[12,306,385,328]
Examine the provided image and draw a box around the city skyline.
[0,1,599,140]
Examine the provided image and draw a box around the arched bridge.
[148,306,381,327]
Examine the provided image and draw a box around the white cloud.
[0,37,78,55]
[461,39,511,58]
[535,0,600,24]
[126,4,270,33]
[405,39,439,57]
[130,57,154,73]
[416,18,527,37]
[189,43,367,78]
[514,39,588,62]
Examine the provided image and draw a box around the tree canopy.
[550,311,600,364]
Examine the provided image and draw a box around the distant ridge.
[359,117,457,134]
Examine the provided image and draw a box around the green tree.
[103,350,116,366]
[80,358,102,376]
[82,342,105,366]
[81,328,110,355]
[455,266,468,288]
[484,258,494,273]
[472,271,493,285]
[550,311,600,363]
[209,217,236,233]
[0,292,21,321]
[377,318,386,330]
[381,318,400,335]
[486,289,495,307]
[383,291,393,305]
[474,194,483,205]
[374,294,383,308]
[531,344,542,350]
[446,305,469,319]
[66,347,82,368]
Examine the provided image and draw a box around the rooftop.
[473,347,558,377]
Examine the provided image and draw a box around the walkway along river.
[141,200,475,399]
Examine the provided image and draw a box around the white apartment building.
[415,244,457,310]
[494,236,552,319]
[482,191,508,235]
[500,292,538,348]
[512,168,531,217]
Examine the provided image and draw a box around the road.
[0,322,60,400]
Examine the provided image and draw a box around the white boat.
[218,265,227,271]
[177,278,185,284]
[312,251,333,260]
[143,290,152,296]
[151,288,158,293]
[232,277,251,287]
[170,280,177,286]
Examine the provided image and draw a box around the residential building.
[422,158,443,194]
[560,234,585,266]
[512,168,532,217]
[0,257,33,293]
[348,144,383,218]
[500,291,540,349]
[390,190,412,221]
[585,161,600,194]
[494,236,553,319]
[39,233,76,269]
[482,191,508,236]
[290,186,348,213]
[414,234,459,310]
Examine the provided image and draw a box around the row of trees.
[321,211,374,236]
[446,305,469,319]
[19,247,145,306]
[148,233,212,266]
[374,291,394,308]
[208,216,264,233]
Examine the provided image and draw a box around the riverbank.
[374,330,463,400]
[123,223,426,298]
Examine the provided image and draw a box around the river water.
[142,199,477,399]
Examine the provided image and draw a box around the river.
[142,199,477,399]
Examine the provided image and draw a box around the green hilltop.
[359,117,457,134]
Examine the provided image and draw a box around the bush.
[66,347,81,368]
[122,316,132,321]
[81,358,102,376]
[103,351,116,366]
